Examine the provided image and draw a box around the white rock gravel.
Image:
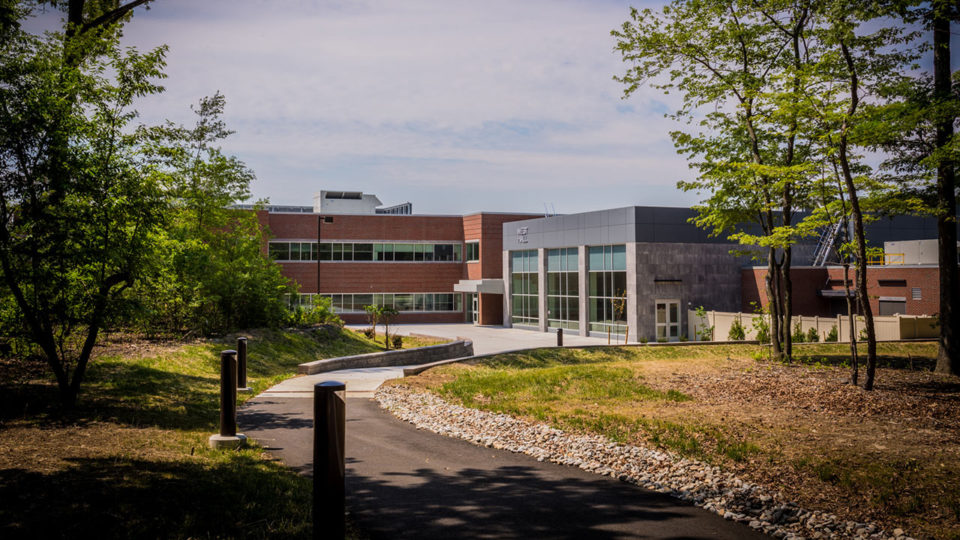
[376,385,913,540]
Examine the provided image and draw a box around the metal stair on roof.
[812,221,842,266]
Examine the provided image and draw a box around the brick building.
[253,192,956,340]
[743,239,951,318]
[254,191,533,325]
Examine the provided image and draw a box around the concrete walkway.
[351,323,615,355]
[239,396,769,539]
[263,324,614,399]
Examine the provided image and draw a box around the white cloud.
[80,0,699,212]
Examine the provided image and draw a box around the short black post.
[314,381,346,540]
[557,327,563,347]
[219,350,238,437]
[236,337,249,390]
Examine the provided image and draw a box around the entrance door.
[655,300,680,341]
[471,293,479,325]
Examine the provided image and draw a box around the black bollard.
[314,381,346,540]
[219,350,238,437]
[237,337,249,390]
[557,327,563,347]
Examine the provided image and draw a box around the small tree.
[694,306,714,342]
[728,317,746,341]
[0,25,167,407]
[364,304,399,350]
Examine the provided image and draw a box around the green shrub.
[656,337,668,343]
[728,318,746,341]
[639,336,649,344]
[391,334,404,349]
[825,325,838,342]
[286,297,342,328]
[752,314,769,344]
[679,335,688,342]
[806,327,820,343]
[792,323,806,343]
[362,327,375,339]
[694,306,714,341]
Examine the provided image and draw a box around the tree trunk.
[766,248,783,359]
[843,261,859,385]
[783,248,793,362]
[837,39,878,390]
[932,2,959,375]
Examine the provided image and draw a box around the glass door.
[655,300,680,341]
[471,294,479,325]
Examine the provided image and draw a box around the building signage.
[516,227,528,244]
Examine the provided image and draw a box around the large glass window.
[269,241,317,261]
[588,245,627,335]
[300,241,463,262]
[291,292,463,313]
[465,241,480,262]
[547,248,579,330]
[511,250,539,327]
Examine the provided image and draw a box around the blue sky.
[27,1,957,215]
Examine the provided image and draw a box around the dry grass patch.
[403,342,960,539]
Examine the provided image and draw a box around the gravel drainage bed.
[376,384,912,540]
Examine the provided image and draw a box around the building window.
[547,248,579,330]
[655,299,681,340]
[912,287,921,300]
[879,298,907,316]
[588,245,627,335]
[269,241,318,261]
[292,242,464,262]
[511,250,539,327]
[290,293,462,313]
[465,241,480,262]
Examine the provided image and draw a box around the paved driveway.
[239,396,769,540]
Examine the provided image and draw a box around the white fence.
[688,310,938,343]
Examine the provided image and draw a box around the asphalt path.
[239,395,768,540]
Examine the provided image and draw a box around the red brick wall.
[264,213,319,239]
[279,263,319,292]
[464,213,530,325]
[743,266,941,316]
[317,263,464,294]
[319,214,464,242]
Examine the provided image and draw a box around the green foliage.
[391,334,404,349]
[285,297,342,329]
[0,22,168,405]
[752,310,770,345]
[129,94,294,336]
[728,317,746,341]
[792,323,807,344]
[825,325,839,342]
[694,305,713,341]
[639,336,649,344]
[363,304,399,349]
[807,327,820,343]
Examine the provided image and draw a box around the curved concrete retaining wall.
[298,340,474,375]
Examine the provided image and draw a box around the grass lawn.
[401,342,960,539]
[0,327,441,539]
